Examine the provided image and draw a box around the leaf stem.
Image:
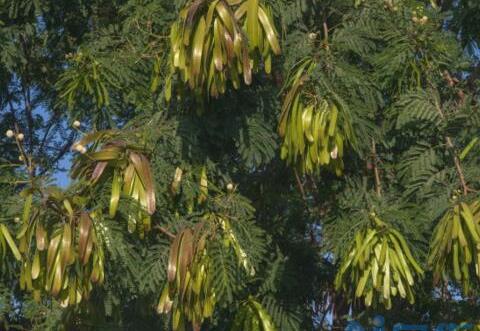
[294,169,309,206]
[154,225,175,240]
[371,139,382,197]
[430,85,469,195]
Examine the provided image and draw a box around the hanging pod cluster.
[157,213,257,330]
[278,58,354,175]
[0,223,21,262]
[165,0,281,100]
[16,189,104,307]
[71,130,156,237]
[231,297,276,331]
[428,199,480,294]
[335,214,423,309]
[157,225,216,331]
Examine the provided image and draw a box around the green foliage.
[1,0,480,329]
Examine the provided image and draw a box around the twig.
[446,137,468,196]
[430,82,469,195]
[13,124,34,178]
[371,139,382,197]
[294,169,308,205]
[322,22,329,50]
[154,225,175,240]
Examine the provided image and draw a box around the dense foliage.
[1,0,480,330]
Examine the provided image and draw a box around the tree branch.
[430,82,469,195]
[154,225,175,240]
[294,169,309,205]
[371,139,382,197]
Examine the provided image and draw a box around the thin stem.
[154,225,175,240]
[322,22,329,50]
[294,169,308,205]
[446,137,468,196]
[430,85,469,195]
[13,124,34,179]
[371,139,382,197]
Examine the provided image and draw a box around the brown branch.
[13,123,34,178]
[38,112,61,155]
[446,137,468,196]
[37,133,76,177]
[371,139,382,197]
[294,169,308,205]
[154,225,175,240]
[430,82,469,195]
[322,22,329,50]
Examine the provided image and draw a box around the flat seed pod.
[429,200,480,294]
[166,0,280,100]
[335,215,423,309]
[279,58,354,174]
[72,130,156,235]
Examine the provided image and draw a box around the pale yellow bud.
[5,130,14,138]
[73,120,81,128]
[227,183,234,191]
[17,133,24,141]
[330,146,338,160]
[74,144,84,152]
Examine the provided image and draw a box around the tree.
[0,0,479,330]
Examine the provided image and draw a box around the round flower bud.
[227,183,234,191]
[19,155,24,161]
[17,133,24,141]
[308,32,317,41]
[5,130,14,138]
[74,144,84,152]
[72,120,81,128]
[14,217,20,223]
[330,146,338,160]
[80,146,87,154]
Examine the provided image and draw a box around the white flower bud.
[14,217,20,223]
[308,32,317,41]
[5,130,14,138]
[227,183,234,191]
[19,155,24,161]
[330,146,338,160]
[80,146,87,154]
[74,144,84,152]
[72,120,81,128]
[60,297,69,308]
[17,133,24,141]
